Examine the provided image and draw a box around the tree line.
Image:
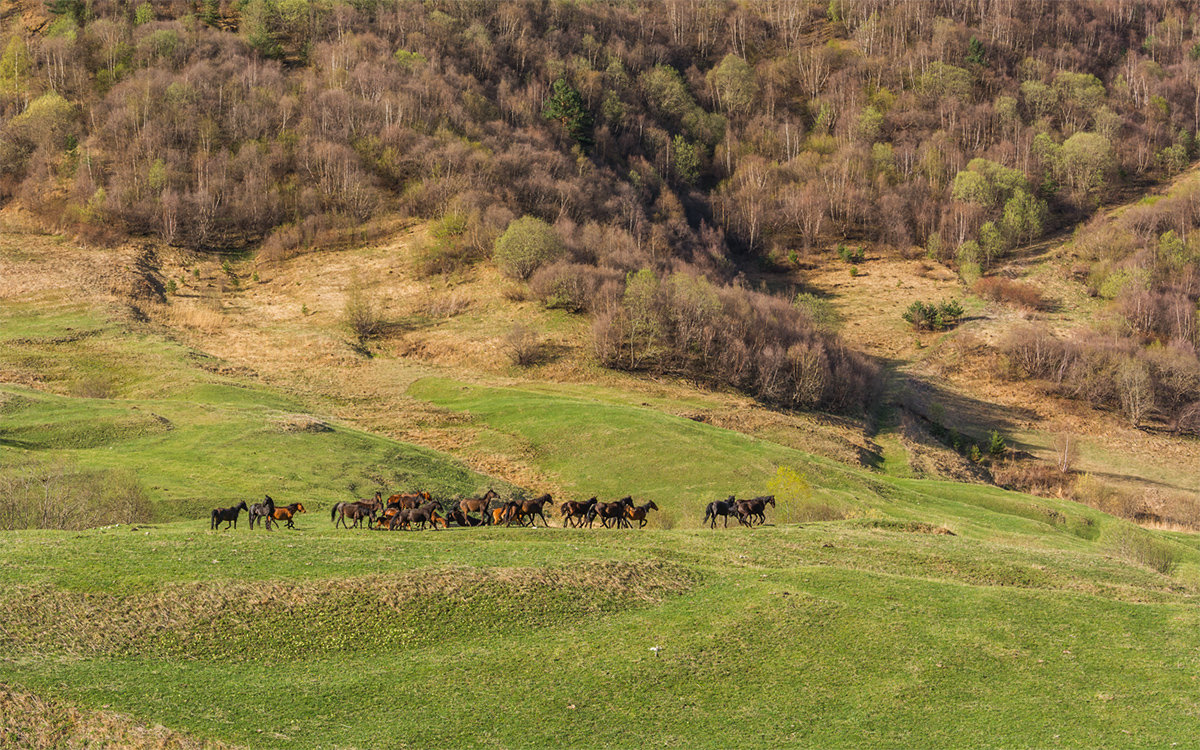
[3,0,1200,414]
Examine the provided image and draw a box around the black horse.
[248,495,277,530]
[211,501,249,530]
[703,496,743,529]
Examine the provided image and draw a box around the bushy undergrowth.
[1102,523,1180,575]
[0,459,152,530]
[585,270,879,414]
[1001,323,1200,429]
[973,276,1047,310]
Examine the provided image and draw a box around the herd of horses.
[209,489,774,531]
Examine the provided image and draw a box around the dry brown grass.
[153,302,225,331]
[0,685,240,749]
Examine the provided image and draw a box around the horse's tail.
[330,503,340,523]
[210,509,217,530]
[703,504,714,523]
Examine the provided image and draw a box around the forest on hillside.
[1,0,1198,421]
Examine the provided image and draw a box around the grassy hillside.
[0,303,511,520]
[3,219,1200,747]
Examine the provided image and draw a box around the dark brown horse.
[270,502,306,529]
[211,501,248,530]
[408,503,447,530]
[332,496,382,529]
[736,495,776,526]
[511,494,554,527]
[704,496,743,529]
[560,497,597,528]
[446,508,484,527]
[625,500,660,528]
[594,496,634,528]
[455,488,499,521]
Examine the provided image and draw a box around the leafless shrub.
[992,459,1074,498]
[1102,523,1180,575]
[530,261,623,313]
[504,324,542,366]
[974,276,1047,310]
[423,291,471,318]
[342,278,384,344]
[593,270,879,414]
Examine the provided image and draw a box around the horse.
[454,488,499,520]
[248,495,276,530]
[408,503,447,530]
[511,494,554,527]
[387,490,432,510]
[560,497,597,528]
[491,501,521,526]
[703,496,743,529]
[210,501,248,530]
[625,500,660,528]
[447,508,484,527]
[332,496,382,529]
[270,502,306,529]
[594,496,634,528]
[736,495,776,526]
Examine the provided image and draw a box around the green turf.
[5,303,1200,748]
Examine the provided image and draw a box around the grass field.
[4,244,1200,747]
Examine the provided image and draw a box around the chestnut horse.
[446,508,484,527]
[560,497,597,528]
[625,500,659,528]
[270,502,306,529]
[387,490,432,510]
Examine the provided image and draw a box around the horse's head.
[766,495,776,506]
[484,488,498,500]
[648,501,659,511]
[620,496,633,506]
[296,503,306,513]
[237,501,249,511]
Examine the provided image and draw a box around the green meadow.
[3,303,1200,748]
